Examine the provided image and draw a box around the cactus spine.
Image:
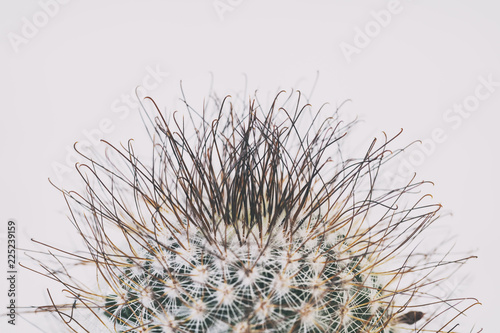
[35,91,475,332]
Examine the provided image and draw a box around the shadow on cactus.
[30,89,478,332]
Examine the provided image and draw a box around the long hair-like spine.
[29,89,477,332]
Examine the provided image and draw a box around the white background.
[1,0,498,332]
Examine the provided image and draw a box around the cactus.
[103,221,393,332]
[34,90,476,332]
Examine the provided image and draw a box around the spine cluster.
[31,90,476,332]
[104,223,393,332]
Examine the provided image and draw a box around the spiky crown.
[30,90,476,332]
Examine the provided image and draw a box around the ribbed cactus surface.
[104,222,393,333]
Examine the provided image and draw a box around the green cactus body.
[102,220,393,333]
